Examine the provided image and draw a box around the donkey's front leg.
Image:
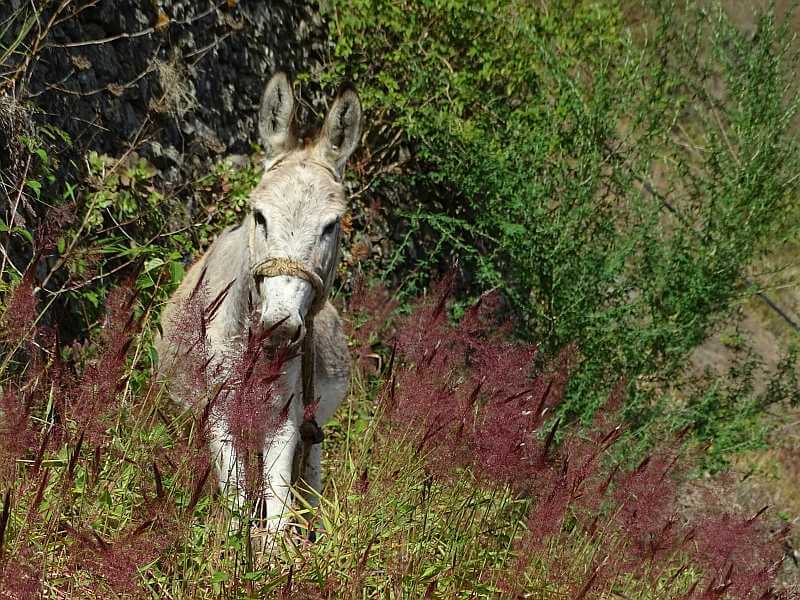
[250,410,299,560]
[259,409,300,534]
[208,418,247,529]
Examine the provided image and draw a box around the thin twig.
[49,26,157,48]
[43,0,226,49]
[0,153,31,281]
[41,64,155,98]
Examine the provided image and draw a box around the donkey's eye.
[254,211,267,232]
[321,219,338,238]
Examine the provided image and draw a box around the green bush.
[320,0,800,454]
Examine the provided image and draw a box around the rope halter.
[251,257,327,316]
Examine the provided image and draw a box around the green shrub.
[319,0,800,454]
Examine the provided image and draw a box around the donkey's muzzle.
[263,314,305,349]
[252,257,327,316]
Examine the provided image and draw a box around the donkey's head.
[248,72,361,348]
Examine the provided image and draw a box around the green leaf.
[144,257,165,273]
[169,260,185,285]
[14,227,33,242]
[25,179,41,197]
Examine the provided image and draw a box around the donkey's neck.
[205,221,256,347]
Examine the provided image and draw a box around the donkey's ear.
[316,84,362,176]
[259,72,297,159]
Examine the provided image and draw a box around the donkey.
[156,72,359,538]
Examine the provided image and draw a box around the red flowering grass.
[690,512,784,598]
[1,203,75,349]
[370,278,790,596]
[0,385,37,485]
[67,282,142,445]
[0,546,41,600]
[64,521,174,596]
[0,265,194,594]
[612,452,683,562]
[220,321,291,499]
[157,269,236,416]
[3,279,144,456]
[0,269,37,347]
[385,280,572,486]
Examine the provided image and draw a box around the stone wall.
[1,0,326,187]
